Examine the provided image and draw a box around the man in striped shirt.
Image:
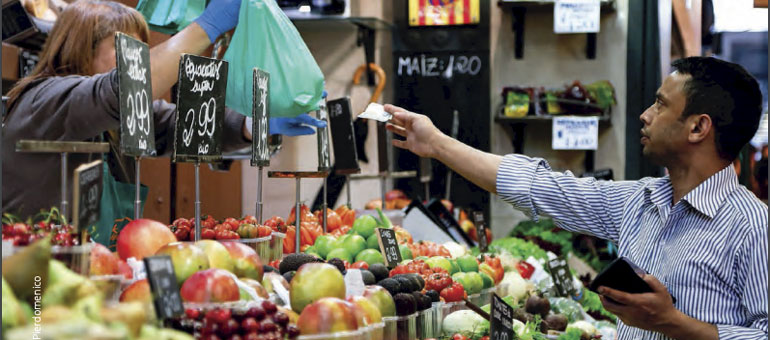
[384,57,767,340]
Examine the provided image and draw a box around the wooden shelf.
[495,114,611,124]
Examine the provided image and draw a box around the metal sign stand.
[268,171,329,252]
[15,140,110,222]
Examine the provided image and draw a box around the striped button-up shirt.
[496,154,768,340]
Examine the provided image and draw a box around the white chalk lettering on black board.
[547,257,577,297]
[327,97,360,173]
[143,255,184,319]
[72,160,103,231]
[490,293,514,340]
[473,211,488,252]
[316,100,331,171]
[376,228,402,268]
[251,68,270,167]
[115,32,155,157]
[397,54,482,79]
[173,54,228,163]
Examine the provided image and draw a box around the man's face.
[639,71,690,165]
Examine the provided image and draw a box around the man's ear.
[688,114,712,143]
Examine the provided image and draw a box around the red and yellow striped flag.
[409,0,480,26]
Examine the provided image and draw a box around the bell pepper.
[516,260,535,280]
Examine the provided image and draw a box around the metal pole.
[425,182,430,202]
[134,157,141,220]
[60,152,68,222]
[295,177,301,253]
[380,176,386,210]
[322,178,328,233]
[346,174,352,208]
[256,167,264,223]
[194,162,201,241]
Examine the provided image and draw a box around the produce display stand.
[15,140,110,222]
[268,170,329,253]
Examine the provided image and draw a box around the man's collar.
[644,164,739,218]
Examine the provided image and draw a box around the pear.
[2,235,51,302]
[2,277,27,329]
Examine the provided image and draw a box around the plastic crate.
[382,313,417,340]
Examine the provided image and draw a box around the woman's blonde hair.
[7,0,149,111]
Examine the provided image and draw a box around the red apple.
[347,295,383,326]
[239,278,269,299]
[89,243,119,275]
[180,268,240,303]
[119,279,150,303]
[297,297,360,334]
[117,219,176,260]
[195,240,235,273]
[290,263,346,313]
[154,242,210,285]
[362,285,396,317]
[117,260,133,279]
[220,241,264,281]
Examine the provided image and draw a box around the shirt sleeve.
[495,154,642,243]
[717,226,769,339]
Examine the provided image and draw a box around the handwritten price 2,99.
[182,97,217,154]
[126,89,151,139]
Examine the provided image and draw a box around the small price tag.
[554,0,601,34]
[327,97,360,173]
[490,293,514,340]
[316,100,331,171]
[115,32,156,157]
[376,228,402,268]
[143,255,184,319]
[251,68,270,167]
[173,54,227,162]
[72,160,103,232]
[547,256,577,297]
[552,116,599,150]
[473,211,488,252]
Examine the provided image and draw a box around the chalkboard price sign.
[173,54,228,162]
[72,160,103,231]
[251,68,270,167]
[376,227,402,268]
[547,256,577,297]
[473,211,488,252]
[115,32,155,157]
[316,100,331,171]
[327,97,360,173]
[490,293,514,340]
[143,255,184,319]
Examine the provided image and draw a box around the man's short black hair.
[671,57,763,161]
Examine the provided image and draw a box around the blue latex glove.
[270,114,327,136]
[194,0,241,43]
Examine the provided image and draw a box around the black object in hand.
[589,257,676,304]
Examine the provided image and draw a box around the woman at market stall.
[1,0,325,236]
[383,57,767,340]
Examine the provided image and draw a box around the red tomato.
[440,282,466,302]
[452,334,469,340]
[264,216,286,233]
[350,261,369,270]
[201,229,215,239]
[424,272,452,292]
[257,225,272,238]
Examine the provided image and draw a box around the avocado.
[327,258,346,274]
[377,278,403,297]
[282,270,296,283]
[393,293,417,316]
[393,275,419,293]
[360,270,376,285]
[424,290,440,303]
[369,263,389,282]
[279,253,321,274]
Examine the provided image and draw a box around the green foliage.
[581,289,617,322]
[488,237,548,261]
[557,328,584,340]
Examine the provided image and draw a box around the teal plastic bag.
[223,0,324,118]
[136,0,206,35]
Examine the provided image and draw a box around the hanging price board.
[327,97,360,174]
[547,256,577,297]
[72,160,102,231]
[554,0,601,33]
[376,228,402,268]
[115,32,156,157]
[490,293,514,340]
[552,116,599,150]
[251,68,270,167]
[143,255,184,319]
[173,54,228,162]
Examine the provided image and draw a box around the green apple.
[341,234,367,258]
[456,254,479,272]
[366,234,380,250]
[326,248,353,263]
[399,244,413,260]
[425,256,452,273]
[314,235,338,259]
[352,215,378,238]
[355,249,385,266]
[453,272,483,295]
[479,271,494,289]
[449,259,461,275]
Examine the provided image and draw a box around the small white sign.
[554,0,601,33]
[552,116,599,150]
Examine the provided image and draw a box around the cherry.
[201,319,219,336]
[217,319,239,337]
[286,325,300,338]
[185,308,201,320]
[261,300,277,314]
[258,320,277,333]
[241,317,259,333]
[243,332,259,340]
[273,312,289,326]
[245,306,265,321]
